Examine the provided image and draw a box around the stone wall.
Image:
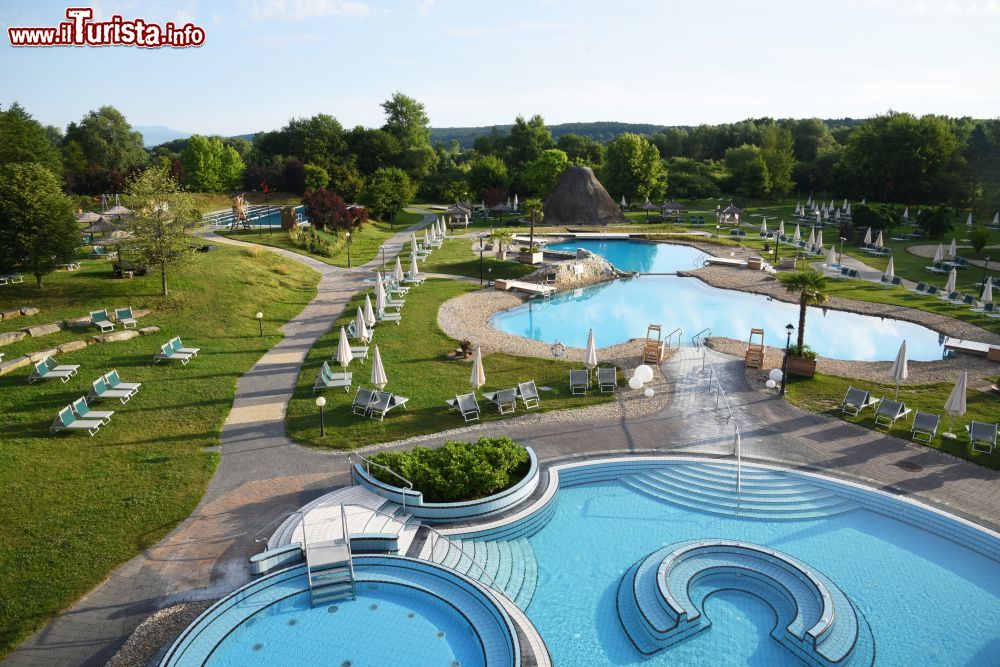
[523,249,626,290]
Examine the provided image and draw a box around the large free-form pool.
[492,240,946,361]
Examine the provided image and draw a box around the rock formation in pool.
[543,166,627,226]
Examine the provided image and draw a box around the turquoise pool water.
[494,241,945,361]
[212,205,306,228]
[547,239,705,273]
[524,476,1000,666]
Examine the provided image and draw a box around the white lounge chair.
[51,406,102,436]
[169,337,200,356]
[351,387,376,416]
[104,369,141,394]
[873,398,911,428]
[446,393,481,422]
[114,307,138,329]
[378,309,402,325]
[315,361,352,394]
[71,396,114,424]
[27,359,76,384]
[569,369,590,395]
[154,342,192,365]
[90,309,115,333]
[911,411,940,443]
[597,367,618,394]
[89,376,135,404]
[516,380,540,409]
[968,421,998,454]
[369,391,409,420]
[481,387,517,414]
[841,386,879,416]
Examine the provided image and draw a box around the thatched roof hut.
[661,200,686,214]
[542,166,627,226]
[719,203,745,225]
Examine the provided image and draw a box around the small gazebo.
[718,203,745,226]
[661,200,687,220]
[446,202,473,227]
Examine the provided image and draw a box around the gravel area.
[907,243,1000,268]
[106,600,214,667]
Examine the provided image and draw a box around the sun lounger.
[59,262,81,271]
[28,358,78,384]
[482,387,517,414]
[51,406,103,436]
[597,367,618,393]
[910,282,928,294]
[971,302,998,315]
[925,285,940,295]
[114,307,138,328]
[954,295,977,307]
[384,296,405,310]
[71,396,114,424]
[314,361,352,393]
[378,309,401,325]
[924,264,949,275]
[170,337,200,356]
[44,356,80,376]
[516,380,540,409]
[939,291,962,303]
[446,392,481,422]
[104,369,140,394]
[90,309,115,333]
[968,421,998,454]
[841,386,879,416]
[351,387,376,416]
[155,342,192,364]
[369,391,409,420]
[402,272,425,284]
[569,369,590,395]
[0,274,24,285]
[874,398,911,428]
[89,376,135,403]
[911,411,940,443]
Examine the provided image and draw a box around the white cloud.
[415,0,435,16]
[445,21,585,37]
[245,0,371,20]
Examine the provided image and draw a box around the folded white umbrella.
[842,198,848,209]
[376,279,387,312]
[884,255,895,279]
[942,369,968,438]
[846,203,852,216]
[410,252,420,277]
[364,294,376,327]
[355,306,369,342]
[423,229,430,248]
[824,246,834,267]
[945,268,957,294]
[760,218,767,233]
[806,195,812,206]
[816,229,823,247]
[513,193,518,209]
[584,329,598,370]
[966,212,973,228]
[863,227,872,244]
[875,230,884,248]
[933,244,944,263]
[948,238,957,259]
[903,206,909,219]
[470,346,485,390]
[834,210,841,222]
[393,256,404,282]
[861,198,866,204]
[889,340,908,400]
[778,220,785,236]
[370,345,388,390]
[336,326,353,369]
[807,227,815,246]
[621,195,627,207]
[981,278,993,304]
[793,224,801,241]
[993,212,999,226]
[411,232,419,251]
[794,203,801,215]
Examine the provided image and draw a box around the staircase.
[622,462,858,520]
[425,535,539,610]
[303,505,357,607]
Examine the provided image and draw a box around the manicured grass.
[286,279,613,448]
[217,211,423,268]
[785,372,999,469]
[0,247,319,657]
[421,237,536,281]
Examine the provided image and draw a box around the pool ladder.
[303,504,357,607]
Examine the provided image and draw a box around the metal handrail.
[253,510,302,546]
[692,327,712,347]
[734,424,742,496]
[341,504,357,600]
[665,328,682,348]
[349,453,414,513]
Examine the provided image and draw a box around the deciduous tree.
[361,167,414,225]
[601,133,665,200]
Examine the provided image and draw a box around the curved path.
[7,217,1000,666]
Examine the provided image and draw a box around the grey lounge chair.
[569,369,590,395]
[170,337,200,356]
[155,343,192,364]
[378,309,402,325]
[89,376,135,404]
[71,396,114,424]
[114,307,138,328]
[516,380,540,409]
[315,361,352,394]
[968,421,998,454]
[51,406,102,436]
[90,309,115,333]
[447,393,480,422]
[104,369,140,394]
[597,367,617,393]
[873,398,911,428]
[369,391,409,420]
[45,356,80,375]
[911,411,940,443]
[841,386,879,416]
[351,387,376,416]
[482,387,517,414]
[28,359,75,384]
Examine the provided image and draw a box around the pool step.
[622,463,858,520]
[428,536,538,610]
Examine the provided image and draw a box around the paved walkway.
[6,217,999,666]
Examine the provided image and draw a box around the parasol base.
[941,431,958,440]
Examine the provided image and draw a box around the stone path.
[6,216,999,666]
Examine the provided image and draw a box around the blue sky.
[2,0,999,135]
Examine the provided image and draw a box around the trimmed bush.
[369,436,530,503]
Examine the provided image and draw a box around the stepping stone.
[29,348,59,362]
[93,330,140,344]
[0,331,27,347]
[1,309,21,320]
[25,322,62,337]
[138,326,161,336]
[57,340,89,354]
[65,316,92,330]
[20,306,40,317]
[0,355,31,376]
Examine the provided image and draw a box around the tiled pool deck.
[5,223,999,667]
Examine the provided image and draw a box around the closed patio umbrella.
[355,307,369,342]
[336,326,353,369]
[889,340,908,400]
[993,212,999,227]
[944,268,957,294]
[375,281,387,313]
[370,345,388,390]
[966,212,973,228]
[423,228,430,248]
[825,246,835,267]
[948,238,957,259]
[793,224,801,241]
[902,207,909,220]
[760,218,767,234]
[584,329,598,371]
[875,230,884,248]
[933,244,944,263]
[863,227,872,245]
[794,203,801,215]
[364,294,376,327]
[513,194,519,211]
[393,256,404,282]
[942,370,967,439]
[884,256,895,280]
[777,220,785,236]
[411,232,419,252]
[981,278,993,305]
[807,227,816,247]
[410,252,420,278]
[470,346,485,390]
[842,198,848,209]
[620,195,628,209]
[846,203,852,216]
[816,229,823,248]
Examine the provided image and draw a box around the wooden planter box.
[496,250,508,260]
[518,252,543,265]
[786,356,817,378]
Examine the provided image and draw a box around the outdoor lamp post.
[839,237,847,268]
[346,231,352,268]
[479,239,485,286]
[255,311,263,338]
[315,396,326,436]
[780,323,794,396]
[487,267,493,287]
[380,244,387,273]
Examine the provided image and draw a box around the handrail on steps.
[691,327,712,347]
[665,328,682,348]
[253,509,303,547]
[350,453,414,514]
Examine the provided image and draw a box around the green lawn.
[285,279,613,448]
[421,236,536,281]
[217,211,423,268]
[785,372,999,469]
[0,247,319,657]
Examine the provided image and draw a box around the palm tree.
[776,269,829,355]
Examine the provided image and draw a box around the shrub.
[368,436,530,503]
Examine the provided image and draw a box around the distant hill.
[136,125,191,148]
[431,122,667,150]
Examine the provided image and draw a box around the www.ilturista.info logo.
[7,8,205,48]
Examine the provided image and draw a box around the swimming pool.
[493,241,945,361]
[547,239,705,273]
[209,205,306,228]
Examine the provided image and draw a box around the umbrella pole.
[943,414,956,439]
[894,382,899,401]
